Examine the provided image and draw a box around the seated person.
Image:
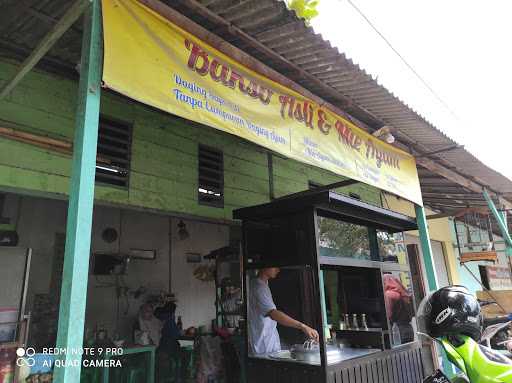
[154,294,181,353]
[135,303,163,346]
[153,294,187,382]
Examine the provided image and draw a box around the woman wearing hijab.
[383,274,415,343]
[137,303,163,346]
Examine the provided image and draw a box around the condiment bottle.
[339,314,346,330]
[352,313,359,329]
[361,314,368,330]
[177,316,183,334]
[344,314,350,329]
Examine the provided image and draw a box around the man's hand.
[268,310,320,342]
[300,323,319,343]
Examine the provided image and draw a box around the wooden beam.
[414,144,464,158]
[427,211,456,220]
[0,0,88,100]
[417,157,512,210]
[53,1,102,382]
[460,251,498,263]
[484,189,512,250]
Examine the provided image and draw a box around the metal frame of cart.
[234,190,425,383]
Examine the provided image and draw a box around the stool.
[125,366,146,383]
[80,366,101,383]
[181,345,195,379]
[111,367,124,383]
[166,354,182,383]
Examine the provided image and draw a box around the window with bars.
[198,145,224,207]
[95,116,132,188]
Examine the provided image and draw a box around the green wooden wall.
[0,59,381,221]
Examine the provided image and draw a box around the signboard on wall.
[101,0,423,205]
[483,265,512,290]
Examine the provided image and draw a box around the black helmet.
[417,285,483,341]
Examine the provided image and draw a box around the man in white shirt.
[248,267,319,355]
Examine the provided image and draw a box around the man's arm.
[268,309,319,342]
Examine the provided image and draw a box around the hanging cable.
[460,262,507,314]
[341,0,460,120]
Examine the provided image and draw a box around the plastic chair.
[80,366,101,383]
[179,345,195,379]
[125,366,146,383]
[163,354,182,383]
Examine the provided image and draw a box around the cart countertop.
[252,346,381,366]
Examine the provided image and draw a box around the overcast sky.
[312,0,512,180]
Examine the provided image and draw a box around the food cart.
[234,190,426,383]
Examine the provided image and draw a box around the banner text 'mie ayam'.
[185,39,401,170]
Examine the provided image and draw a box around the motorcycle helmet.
[417,285,483,341]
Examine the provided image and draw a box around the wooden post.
[415,204,438,291]
[53,0,102,381]
[483,189,512,256]
[415,204,455,374]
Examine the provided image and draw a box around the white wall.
[15,196,68,309]
[3,193,230,343]
[170,217,229,330]
[86,206,171,338]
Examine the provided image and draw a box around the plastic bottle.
[392,322,401,346]
[361,314,368,330]
[339,313,346,330]
[352,314,359,329]
[177,316,183,333]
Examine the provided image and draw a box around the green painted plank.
[129,172,195,196]
[0,138,71,176]
[223,188,269,207]
[130,157,196,183]
[224,172,269,195]
[0,99,75,139]
[134,118,269,167]
[128,188,230,219]
[224,157,269,180]
[6,82,76,118]
[130,166,269,198]
[132,137,270,181]
[0,163,69,194]
[100,94,137,122]
[0,59,76,96]
[131,138,197,165]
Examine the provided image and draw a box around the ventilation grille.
[95,117,132,188]
[198,145,224,207]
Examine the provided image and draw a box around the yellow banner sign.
[102,0,423,205]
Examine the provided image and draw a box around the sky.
[312,0,512,180]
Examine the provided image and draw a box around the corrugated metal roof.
[1,0,511,213]
[176,0,512,210]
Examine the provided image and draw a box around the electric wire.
[460,261,507,314]
[342,0,460,120]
